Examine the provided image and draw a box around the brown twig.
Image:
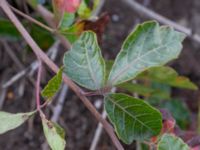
[34,5,71,49]
[36,59,42,111]
[0,1,124,149]
[9,4,55,33]
[123,0,200,43]
[2,41,59,88]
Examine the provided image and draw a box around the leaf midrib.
[83,41,99,89]
[110,40,176,85]
[107,96,156,134]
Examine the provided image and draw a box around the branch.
[90,110,107,150]
[34,4,71,49]
[123,0,200,43]
[51,84,68,122]
[2,41,59,88]
[36,60,42,111]
[0,1,123,149]
[9,4,55,33]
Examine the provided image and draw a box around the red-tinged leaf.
[151,109,176,143]
[151,136,158,143]
[160,109,176,134]
[190,146,200,150]
[80,13,110,43]
[53,0,81,19]
[63,0,82,13]
[162,119,175,133]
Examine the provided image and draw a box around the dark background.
[0,0,200,149]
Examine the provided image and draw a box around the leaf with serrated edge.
[108,21,185,86]
[63,31,105,90]
[42,118,66,150]
[0,111,35,134]
[104,93,162,144]
[158,134,189,150]
[42,67,63,99]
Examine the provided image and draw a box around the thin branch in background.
[2,69,27,88]
[33,5,71,49]
[123,0,200,43]
[1,40,24,69]
[90,110,107,150]
[51,84,69,122]
[90,88,116,150]
[2,41,60,88]
[91,0,105,17]
[0,1,123,149]
[36,60,42,111]
[0,88,7,109]
[0,72,9,109]
[9,4,55,33]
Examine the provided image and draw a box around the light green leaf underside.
[158,134,189,150]
[0,111,35,134]
[104,93,162,144]
[41,67,63,99]
[137,66,198,90]
[42,118,66,150]
[108,21,186,86]
[63,31,105,90]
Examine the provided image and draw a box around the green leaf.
[158,134,189,150]
[27,0,42,8]
[105,60,114,80]
[117,82,170,99]
[59,13,75,29]
[93,0,100,11]
[138,66,198,90]
[30,24,54,50]
[146,83,171,106]
[59,22,83,44]
[104,93,162,144]
[77,0,92,19]
[63,31,106,90]
[0,18,21,40]
[42,67,63,99]
[160,99,190,129]
[108,21,185,86]
[0,111,35,134]
[42,118,66,150]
